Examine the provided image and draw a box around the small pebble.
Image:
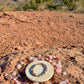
[54,66,58,70]
[55,57,59,60]
[4,73,8,76]
[63,72,67,75]
[15,80,21,84]
[38,54,42,58]
[56,68,62,73]
[20,61,24,65]
[23,59,26,62]
[40,58,44,60]
[13,77,17,81]
[29,57,33,61]
[16,75,21,79]
[5,74,13,80]
[59,81,67,84]
[33,58,38,61]
[53,56,56,58]
[57,61,62,68]
[49,60,52,63]
[52,62,57,66]
[13,75,21,81]
[17,64,22,69]
[49,55,53,60]
[45,58,49,61]
[12,71,17,76]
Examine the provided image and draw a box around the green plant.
[62,0,77,10]
[81,0,84,6]
[23,0,61,11]
[23,0,37,10]
[15,3,25,11]
[48,1,62,10]
[0,4,15,12]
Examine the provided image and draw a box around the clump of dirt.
[0,10,84,84]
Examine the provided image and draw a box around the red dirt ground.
[0,10,84,84]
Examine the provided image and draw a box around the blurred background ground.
[0,10,84,84]
[0,0,84,13]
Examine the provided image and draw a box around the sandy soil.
[0,10,84,84]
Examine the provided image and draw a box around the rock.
[49,55,53,60]
[12,71,17,76]
[63,72,67,75]
[20,61,24,65]
[16,64,22,69]
[56,68,62,73]
[59,81,67,84]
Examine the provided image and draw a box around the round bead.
[63,72,67,75]
[17,64,22,69]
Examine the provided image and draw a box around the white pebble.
[53,56,56,58]
[33,58,38,61]
[29,57,33,61]
[52,62,57,66]
[13,77,17,81]
[57,61,62,68]
[20,61,24,65]
[38,54,42,58]
[49,55,53,60]
[15,80,21,84]
[63,72,67,75]
[40,58,44,60]
[56,68,62,73]
[5,73,8,76]
[17,64,22,69]
[13,75,21,81]
[13,77,21,84]
[12,71,17,76]
[49,60,52,63]
[59,81,67,84]
[16,75,21,79]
